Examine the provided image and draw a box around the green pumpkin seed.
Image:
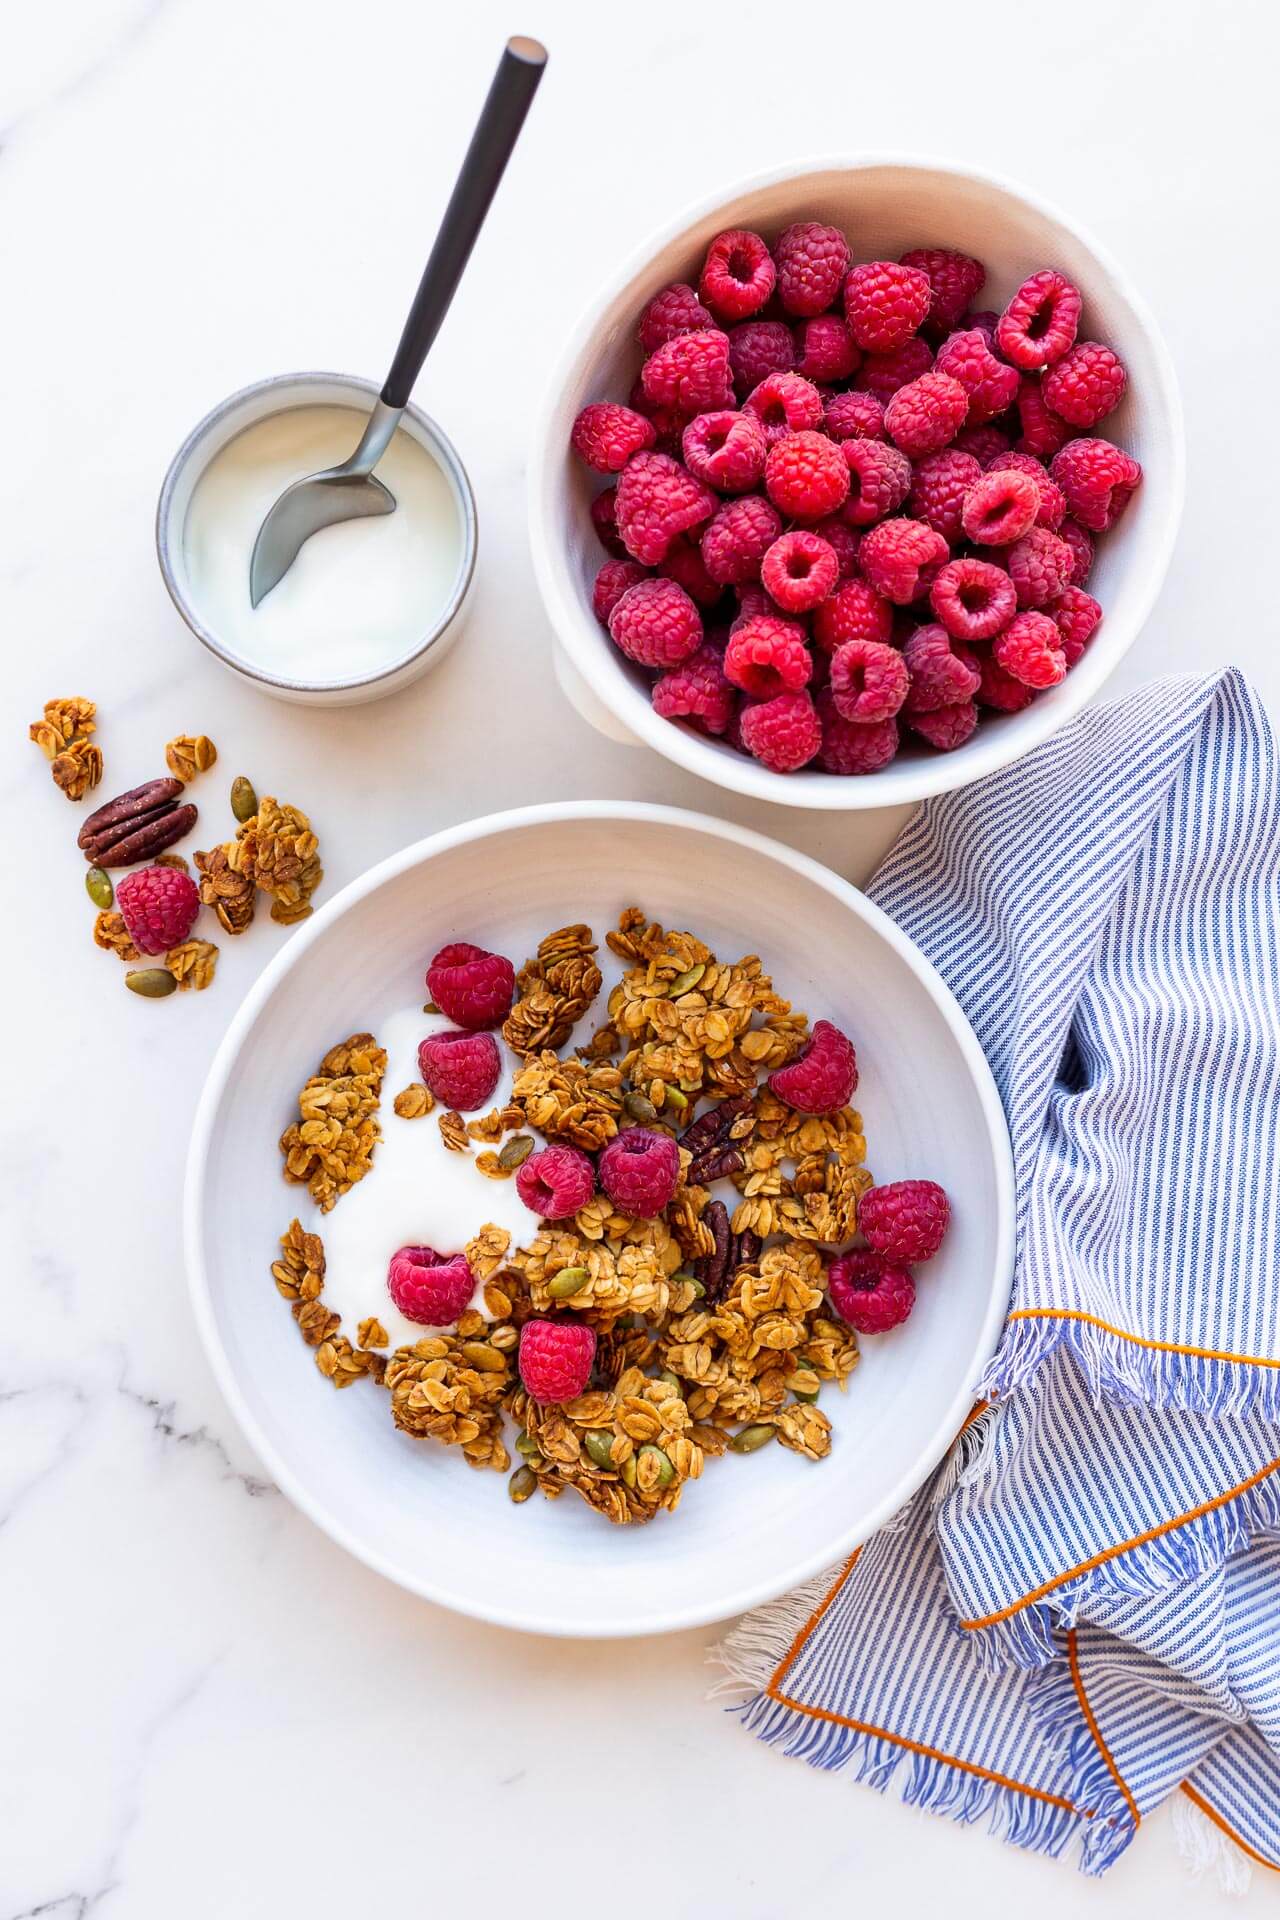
[657,1368,683,1392]
[792,1386,820,1404]
[623,1091,658,1123]
[583,1430,617,1471]
[230,775,257,822]
[514,1430,540,1460]
[497,1133,535,1171]
[664,1086,689,1113]
[729,1423,777,1454]
[422,1000,440,1014]
[667,964,705,997]
[547,1265,590,1299]
[508,1465,537,1504]
[639,1443,675,1487]
[85,866,113,910]
[125,968,177,999]
[620,1452,638,1490]
[673,1270,705,1299]
[460,1340,505,1372]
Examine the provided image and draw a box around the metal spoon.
[249,35,547,607]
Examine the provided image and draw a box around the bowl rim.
[185,799,1015,1636]
[528,152,1186,811]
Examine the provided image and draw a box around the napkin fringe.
[1172,1791,1255,1896]
[1027,1657,1136,1876]
[707,1562,842,1699]
[983,1313,1280,1424]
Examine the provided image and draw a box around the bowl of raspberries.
[532,160,1182,807]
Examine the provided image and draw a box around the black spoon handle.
[381,36,547,410]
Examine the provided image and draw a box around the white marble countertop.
[5,0,1277,1910]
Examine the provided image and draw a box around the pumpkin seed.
[460,1340,505,1372]
[498,1133,535,1171]
[674,1270,705,1299]
[547,1265,590,1299]
[85,866,113,910]
[664,1086,689,1113]
[621,1452,638,1490]
[125,968,177,999]
[668,963,705,997]
[583,1430,617,1471]
[514,1430,540,1460]
[623,1091,657,1124]
[423,1000,440,1014]
[729,1423,777,1454]
[656,1369,684,1396]
[230,775,257,822]
[792,1386,820,1404]
[639,1443,675,1487]
[508,1465,537,1504]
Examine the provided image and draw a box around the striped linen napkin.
[714,670,1280,1887]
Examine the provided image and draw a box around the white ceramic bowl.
[187,803,1013,1635]
[530,158,1184,809]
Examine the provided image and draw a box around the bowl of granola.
[187,803,1013,1635]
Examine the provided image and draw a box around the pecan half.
[77,778,197,867]
[696,1199,733,1302]
[681,1092,754,1185]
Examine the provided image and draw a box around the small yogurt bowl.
[157,371,478,707]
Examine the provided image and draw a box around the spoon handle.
[381,36,547,410]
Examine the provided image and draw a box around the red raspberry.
[996,269,1082,370]
[793,314,859,383]
[615,451,716,564]
[908,449,982,543]
[724,612,813,697]
[728,321,796,397]
[765,431,849,521]
[900,247,986,337]
[855,337,934,402]
[744,369,824,444]
[1043,341,1127,428]
[699,228,776,323]
[609,577,703,668]
[761,530,839,613]
[907,700,978,750]
[641,329,734,415]
[629,375,685,454]
[417,1028,501,1111]
[840,439,912,527]
[590,485,626,556]
[516,1144,596,1219]
[570,403,656,473]
[954,423,1012,466]
[701,494,782,585]
[1016,378,1073,459]
[808,517,860,582]
[1050,437,1143,532]
[652,643,737,735]
[960,467,1039,546]
[929,557,1016,641]
[885,371,969,458]
[830,637,909,723]
[115,866,199,955]
[426,941,515,1029]
[816,690,900,774]
[813,577,893,653]
[934,328,1019,425]
[824,390,884,443]
[739,690,822,772]
[518,1318,597,1404]
[592,557,648,624]
[387,1246,474,1328]
[987,451,1066,529]
[858,518,949,604]
[902,623,981,712]
[733,582,772,625]
[776,221,852,316]
[1006,527,1074,608]
[681,409,767,493]
[1058,518,1095,586]
[599,1126,680,1215]
[769,1018,858,1112]
[993,610,1067,688]
[860,1178,950,1261]
[961,309,1000,342]
[843,260,932,352]
[659,534,722,607]
[638,282,714,353]
[828,1250,916,1334]
[1048,586,1102,666]
[976,649,1035,712]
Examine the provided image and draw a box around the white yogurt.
[183,404,464,683]
[315,1006,535,1348]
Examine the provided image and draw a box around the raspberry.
[961,309,1000,342]
[699,228,776,323]
[860,1178,950,1261]
[590,485,626,556]
[592,557,648,624]
[1058,518,1095,585]
[733,582,772,625]
[843,260,932,352]
[821,395,879,447]
[830,637,909,723]
[764,430,849,521]
[1006,527,1074,608]
[1016,378,1073,459]
[776,221,852,316]
[793,314,859,383]
[609,577,703,668]
[993,610,1067,688]
[724,613,813,697]
[929,557,1016,641]
[417,1028,501,1111]
[700,494,782,585]
[954,423,1012,466]
[987,451,1066,529]
[908,449,982,543]
[638,282,714,353]
[900,247,986,336]
[570,402,656,473]
[855,337,934,402]
[640,329,734,414]
[960,467,1039,546]
[839,439,911,526]
[858,518,949,604]
[1050,437,1143,532]
[1048,586,1102,666]
[659,534,722,607]
[769,1018,858,1112]
[518,1318,597,1404]
[934,328,1020,425]
[828,1250,916,1334]
[996,268,1082,370]
[115,865,199,955]
[976,649,1035,712]
[885,371,969,457]
[1042,340,1127,428]
[907,701,978,750]
[387,1246,474,1328]
[681,409,767,493]
[739,690,822,772]
[810,516,862,581]
[426,941,515,1029]
[598,1126,681,1216]
[728,320,796,397]
[516,1144,596,1219]
[761,530,839,613]
[744,370,824,444]
[902,622,981,712]
[816,689,900,774]
[813,577,893,653]
[652,642,737,735]
[615,451,716,564]
[628,375,685,454]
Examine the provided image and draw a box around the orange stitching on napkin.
[1067,1628,1140,1830]
[1006,1307,1280,1370]
[769,1550,862,1685]
[1181,1784,1280,1872]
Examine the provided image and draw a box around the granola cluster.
[279,1033,387,1211]
[197,792,324,933]
[503,924,604,1055]
[29,697,102,801]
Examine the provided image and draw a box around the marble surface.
[5,0,1277,1909]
